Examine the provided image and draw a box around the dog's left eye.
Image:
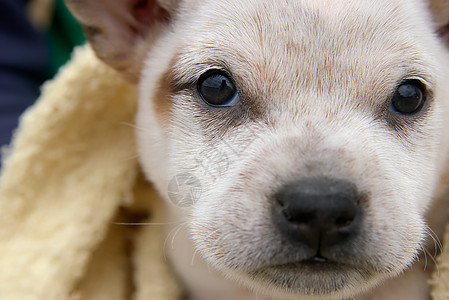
[390,80,426,115]
[198,71,238,106]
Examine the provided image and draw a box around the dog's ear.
[65,0,180,81]
[428,0,449,45]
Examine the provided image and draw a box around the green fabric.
[45,0,85,77]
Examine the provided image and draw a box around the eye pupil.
[199,72,238,106]
[391,81,425,114]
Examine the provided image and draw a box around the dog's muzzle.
[274,178,364,263]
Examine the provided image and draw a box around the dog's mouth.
[269,254,348,273]
[302,252,331,263]
[244,254,377,296]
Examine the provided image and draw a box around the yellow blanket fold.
[0,45,180,300]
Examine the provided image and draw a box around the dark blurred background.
[0,0,85,168]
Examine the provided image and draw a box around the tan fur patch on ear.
[429,0,449,27]
[110,24,167,82]
[428,0,449,46]
[66,0,178,82]
[156,0,180,13]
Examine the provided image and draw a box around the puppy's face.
[68,0,449,298]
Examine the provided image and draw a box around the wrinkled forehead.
[172,0,438,98]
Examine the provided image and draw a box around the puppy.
[66,0,449,299]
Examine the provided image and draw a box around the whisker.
[171,223,186,250]
[162,222,187,260]
[426,226,443,255]
[120,121,139,129]
[120,121,149,133]
[420,245,428,271]
[418,227,442,277]
[426,247,440,279]
[119,154,140,162]
[191,248,199,266]
[114,221,182,226]
[163,222,184,261]
[425,246,439,266]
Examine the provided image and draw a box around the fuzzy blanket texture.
[0,46,180,300]
[1,45,449,299]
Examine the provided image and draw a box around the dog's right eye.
[198,71,238,106]
[390,80,426,115]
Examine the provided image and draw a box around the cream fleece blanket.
[0,45,180,300]
[0,44,449,299]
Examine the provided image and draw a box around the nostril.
[334,216,354,228]
[282,210,314,226]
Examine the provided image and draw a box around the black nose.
[274,178,362,252]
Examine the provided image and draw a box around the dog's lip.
[267,255,349,272]
[302,256,331,264]
[287,257,335,268]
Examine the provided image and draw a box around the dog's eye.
[198,71,238,106]
[390,80,426,115]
